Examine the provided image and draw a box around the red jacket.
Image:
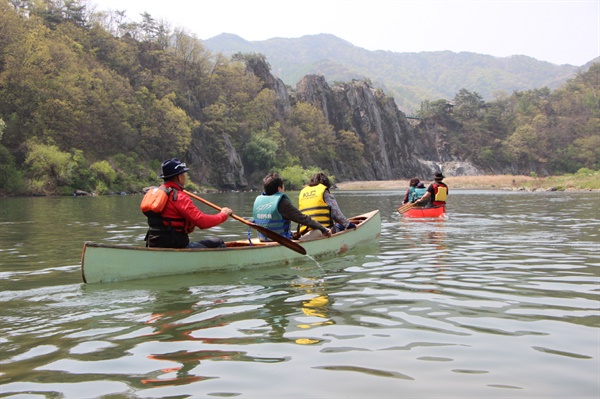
[160,181,227,233]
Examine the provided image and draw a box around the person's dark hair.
[409,177,420,187]
[308,172,331,189]
[263,173,284,195]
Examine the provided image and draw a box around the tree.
[417,99,452,121]
[243,130,279,173]
[453,89,485,120]
[139,12,158,41]
[24,139,73,193]
[0,117,24,194]
[90,160,116,186]
[136,90,196,160]
[278,165,324,190]
[286,102,336,167]
[336,130,364,160]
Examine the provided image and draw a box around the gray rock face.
[187,59,481,189]
[187,132,247,190]
[296,75,432,180]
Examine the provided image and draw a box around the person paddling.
[415,172,448,207]
[402,177,420,205]
[411,181,428,205]
[141,158,233,248]
[298,172,356,235]
[252,173,331,241]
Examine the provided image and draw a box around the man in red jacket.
[144,158,233,248]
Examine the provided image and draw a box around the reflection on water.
[0,190,599,398]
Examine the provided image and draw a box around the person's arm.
[176,194,228,229]
[278,197,329,234]
[324,192,350,227]
[402,188,410,204]
[416,186,433,205]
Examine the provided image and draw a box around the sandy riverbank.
[335,175,536,191]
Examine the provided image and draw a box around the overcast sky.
[89,0,599,66]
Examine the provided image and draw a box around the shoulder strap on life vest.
[144,185,184,229]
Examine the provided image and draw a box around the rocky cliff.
[294,75,482,181]
[295,75,430,180]
[188,58,481,189]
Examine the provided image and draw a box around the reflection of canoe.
[81,210,381,284]
[403,205,445,218]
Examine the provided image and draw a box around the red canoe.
[402,205,446,218]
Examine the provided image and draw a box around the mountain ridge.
[203,33,589,112]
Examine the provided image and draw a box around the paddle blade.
[397,203,415,214]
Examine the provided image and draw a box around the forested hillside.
[413,70,600,175]
[0,1,598,197]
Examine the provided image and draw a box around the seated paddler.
[298,172,356,237]
[253,173,331,242]
[411,182,427,205]
[415,172,449,208]
[141,158,233,248]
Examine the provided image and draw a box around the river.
[0,189,598,398]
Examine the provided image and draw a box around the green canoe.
[81,210,380,284]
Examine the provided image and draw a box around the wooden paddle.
[183,190,307,255]
[397,202,416,214]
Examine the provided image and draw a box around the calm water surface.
[0,190,598,398]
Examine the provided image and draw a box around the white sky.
[89,0,599,66]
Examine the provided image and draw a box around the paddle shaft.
[183,190,307,255]
[183,190,248,225]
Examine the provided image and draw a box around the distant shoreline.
[334,175,594,191]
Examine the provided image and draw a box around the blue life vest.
[252,192,291,241]
[411,187,427,202]
[407,186,416,201]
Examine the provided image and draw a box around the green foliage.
[184,181,201,192]
[67,149,94,192]
[24,140,73,193]
[110,154,158,192]
[94,180,110,195]
[416,62,600,175]
[336,130,364,159]
[418,99,453,121]
[0,117,21,194]
[0,2,598,196]
[243,130,279,173]
[576,167,595,177]
[453,89,485,120]
[524,168,600,191]
[136,90,196,159]
[90,160,116,185]
[286,103,336,166]
[278,165,326,190]
[0,143,24,194]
